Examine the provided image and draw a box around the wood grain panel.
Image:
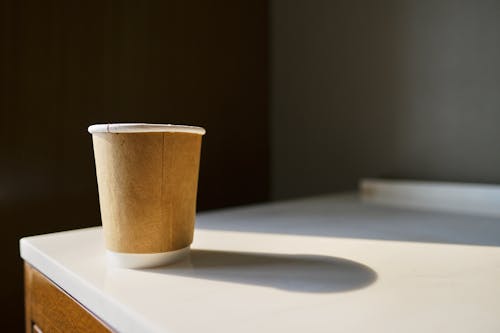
[24,263,113,333]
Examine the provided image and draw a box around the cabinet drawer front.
[25,263,113,333]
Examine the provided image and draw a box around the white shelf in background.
[361,178,500,217]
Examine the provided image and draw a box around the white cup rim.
[88,123,206,135]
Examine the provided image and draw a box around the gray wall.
[271,0,500,199]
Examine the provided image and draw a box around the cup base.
[106,246,190,269]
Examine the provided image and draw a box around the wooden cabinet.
[24,263,112,333]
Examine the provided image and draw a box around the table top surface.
[20,193,500,333]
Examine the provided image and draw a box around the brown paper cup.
[88,123,205,268]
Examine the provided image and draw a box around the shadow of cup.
[144,249,377,293]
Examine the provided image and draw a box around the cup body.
[89,123,205,268]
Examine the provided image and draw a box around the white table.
[20,184,500,333]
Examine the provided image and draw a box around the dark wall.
[272,0,500,199]
[0,0,268,330]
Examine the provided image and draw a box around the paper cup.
[88,123,205,268]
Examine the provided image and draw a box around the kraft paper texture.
[92,132,202,253]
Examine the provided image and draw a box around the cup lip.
[88,123,206,135]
